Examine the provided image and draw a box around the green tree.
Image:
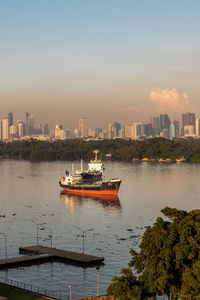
[107,207,200,300]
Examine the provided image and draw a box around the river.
[0,160,200,298]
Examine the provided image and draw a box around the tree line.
[0,138,200,162]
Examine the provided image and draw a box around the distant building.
[151,117,160,136]
[25,112,35,135]
[133,122,145,139]
[196,118,200,136]
[43,123,49,135]
[8,112,13,126]
[55,125,66,140]
[17,120,25,138]
[182,112,195,135]
[144,123,153,137]
[160,114,170,131]
[88,128,95,137]
[79,118,88,138]
[73,128,79,138]
[160,128,169,138]
[95,127,102,138]
[65,129,72,138]
[169,121,179,138]
[174,120,180,137]
[184,125,195,137]
[0,120,2,140]
[108,123,114,139]
[124,125,133,139]
[2,118,9,140]
[169,123,176,138]
[9,125,17,138]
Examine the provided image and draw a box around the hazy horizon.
[1,0,200,128]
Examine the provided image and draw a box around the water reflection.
[60,192,121,211]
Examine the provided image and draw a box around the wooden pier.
[0,245,104,269]
[0,253,53,269]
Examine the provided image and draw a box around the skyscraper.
[26,113,35,135]
[8,112,13,126]
[196,118,200,136]
[79,118,88,138]
[182,112,195,136]
[151,117,160,136]
[0,120,2,140]
[160,114,170,130]
[2,117,9,140]
[17,121,24,138]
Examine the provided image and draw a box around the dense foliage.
[107,207,200,300]
[1,138,200,162]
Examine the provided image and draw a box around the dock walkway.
[0,253,52,269]
[0,245,104,269]
[20,245,104,264]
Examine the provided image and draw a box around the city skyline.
[0,110,200,141]
[0,1,200,127]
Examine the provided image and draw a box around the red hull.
[62,187,119,197]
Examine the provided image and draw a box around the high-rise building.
[133,122,145,139]
[124,125,133,139]
[182,112,195,135]
[196,118,200,136]
[160,128,169,138]
[112,122,121,138]
[2,117,9,140]
[8,112,13,126]
[184,125,195,136]
[9,125,17,138]
[160,114,170,130]
[25,112,35,135]
[43,124,49,135]
[169,123,176,138]
[145,123,153,136]
[174,120,180,137]
[95,127,102,138]
[17,121,24,138]
[151,117,160,136]
[79,118,88,138]
[169,121,179,138]
[88,128,95,137]
[0,120,2,140]
[108,122,114,139]
[55,125,66,140]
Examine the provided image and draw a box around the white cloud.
[149,88,192,112]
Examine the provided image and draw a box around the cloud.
[149,88,192,112]
[119,88,196,123]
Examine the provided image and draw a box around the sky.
[0,0,200,129]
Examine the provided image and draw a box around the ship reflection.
[60,192,121,211]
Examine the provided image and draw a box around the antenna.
[93,150,99,161]
[81,158,83,172]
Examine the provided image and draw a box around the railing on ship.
[0,277,66,300]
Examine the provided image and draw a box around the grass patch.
[0,283,51,300]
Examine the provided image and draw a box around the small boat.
[59,150,121,197]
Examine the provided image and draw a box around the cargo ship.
[59,150,121,197]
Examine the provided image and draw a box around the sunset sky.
[0,0,200,128]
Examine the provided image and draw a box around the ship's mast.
[81,158,83,172]
[93,150,99,161]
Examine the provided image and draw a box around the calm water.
[0,160,200,298]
